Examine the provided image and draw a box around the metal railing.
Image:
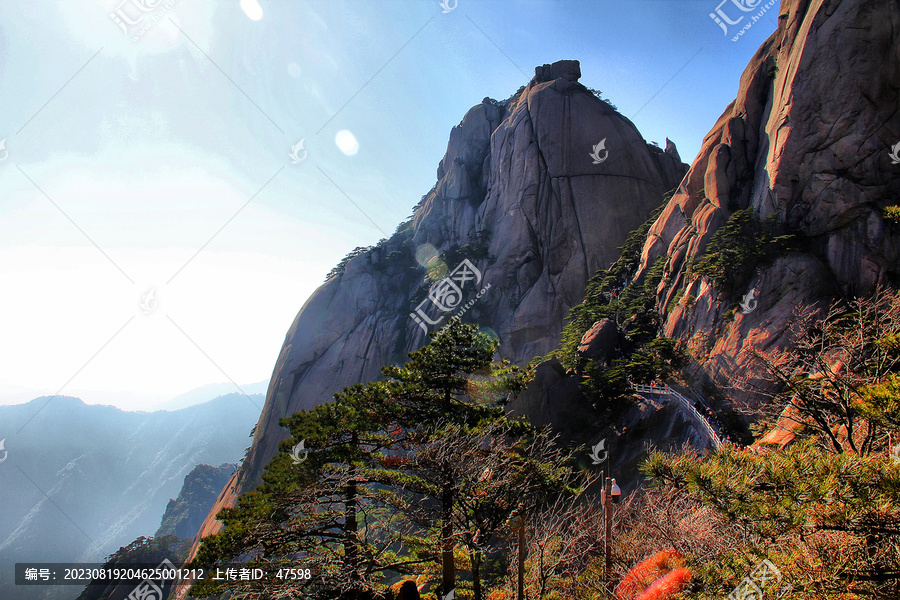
[632,384,724,449]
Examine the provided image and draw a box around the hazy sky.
[0,0,778,410]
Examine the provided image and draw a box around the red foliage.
[380,455,409,468]
[614,549,684,600]
[633,567,692,600]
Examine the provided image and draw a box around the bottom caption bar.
[15,561,313,586]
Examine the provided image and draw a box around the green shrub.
[585,87,618,111]
[440,230,492,269]
[556,202,669,367]
[581,337,687,412]
[689,208,794,295]
[667,287,685,313]
[325,245,373,281]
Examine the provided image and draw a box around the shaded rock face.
[508,358,585,429]
[636,0,900,401]
[156,463,236,541]
[508,359,711,496]
[534,59,581,83]
[184,59,686,562]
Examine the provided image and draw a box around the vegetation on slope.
[551,199,686,410]
[324,194,426,282]
[76,536,191,600]
[644,288,900,598]
[688,208,794,296]
[189,320,588,600]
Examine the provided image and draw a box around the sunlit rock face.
[180,59,687,569]
[634,0,900,400]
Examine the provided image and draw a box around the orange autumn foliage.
[634,567,693,600]
[615,549,685,600]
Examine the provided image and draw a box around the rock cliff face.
[634,0,900,400]
[186,60,687,557]
[156,463,237,541]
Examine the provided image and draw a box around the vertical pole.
[517,520,525,600]
[442,470,455,599]
[603,477,611,586]
[507,504,526,600]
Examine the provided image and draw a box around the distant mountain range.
[0,393,261,600]
[155,381,268,412]
[72,463,237,600]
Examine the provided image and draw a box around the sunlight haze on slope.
[0,0,776,409]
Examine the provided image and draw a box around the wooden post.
[602,477,611,587]
[507,503,526,600]
[518,518,525,600]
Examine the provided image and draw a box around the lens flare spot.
[427,260,448,281]
[240,0,264,21]
[415,244,439,267]
[478,327,499,342]
[335,130,359,155]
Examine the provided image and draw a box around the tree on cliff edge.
[188,319,572,600]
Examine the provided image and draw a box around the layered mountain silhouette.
[72,464,236,600]
[0,394,259,600]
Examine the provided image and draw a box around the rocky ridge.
[182,59,687,564]
[635,0,900,402]
[156,463,237,541]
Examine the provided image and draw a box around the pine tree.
[188,318,571,600]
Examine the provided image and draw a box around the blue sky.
[0,0,778,409]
